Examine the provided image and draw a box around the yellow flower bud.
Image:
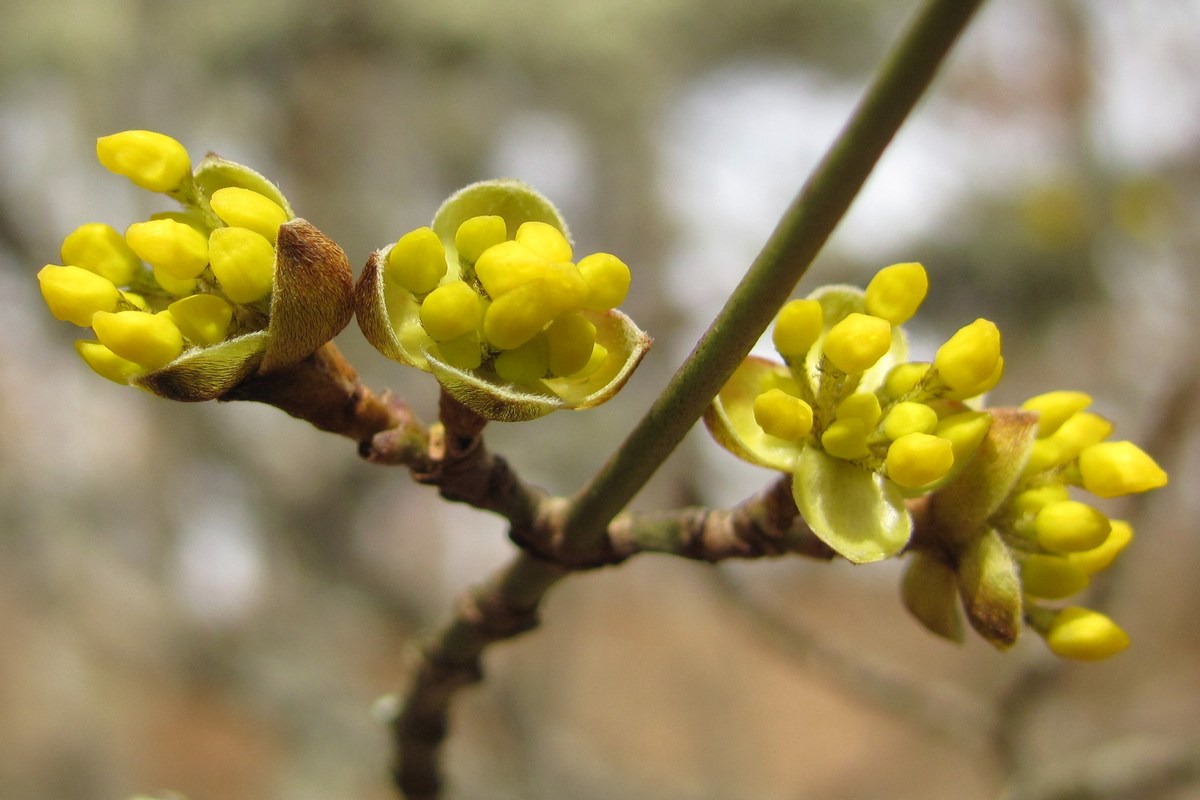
[1068,519,1133,575]
[864,262,928,324]
[75,339,143,384]
[482,280,559,350]
[60,223,142,286]
[37,264,121,326]
[575,342,609,379]
[95,130,191,193]
[91,310,184,369]
[932,410,992,462]
[455,216,507,263]
[822,313,892,374]
[1011,484,1070,516]
[881,361,931,399]
[435,331,484,370]
[1021,390,1092,437]
[167,294,234,345]
[494,332,550,384]
[882,401,938,440]
[1043,607,1130,660]
[208,226,276,304]
[1078,440,1168,498]
[419,280,482,341]
[885,432,954,488]
[772,299,823,360]
[152,265,198,296]
[1035,500,1111,553]
[820,418,870,460]
[933,318,1002,395]
[576,253,631,311]
[386,227,447,295]
[209,187,290,242]
[753,388,813,441]
[1050,411,1113,458]
[1020,553,1089,599]
[545,312,597,377]
[514,221,572,262]
[836,391,882,427]
[125,219,210,281]
[475,240,547,297]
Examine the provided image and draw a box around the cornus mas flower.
[357,180,650,421]
[707,266,1167,660]
[38,131,353,400]
[705,262,1001,564]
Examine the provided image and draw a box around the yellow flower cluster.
[992,390,1167,659]
[384,218,630,386]
[753,262,1001,491]
[37,131,291,385]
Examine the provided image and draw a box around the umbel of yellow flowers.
[38,130,354,400]
[706,263,1168,660]
[356,180,650,421]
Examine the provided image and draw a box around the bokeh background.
[1,1,1197,798]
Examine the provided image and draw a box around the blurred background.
[1,0,1197,798]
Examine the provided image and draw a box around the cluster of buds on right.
[357,180,650,421]
[707,263,1168,659]
[37,130,353,401]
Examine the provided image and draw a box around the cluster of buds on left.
[706,263,1168,659]
[37,130,353,400]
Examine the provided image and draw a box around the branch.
[560,0,989,558]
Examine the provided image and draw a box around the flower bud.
[885,432,954,488]
[208,226,276,303]
[91,310,184,369]
[821,418,870,460]
[881,361,931,400]
[125,218,210,280]
[96,130,191,192]
[75,340,143,384]
[932,410,992,462]
[419,280,481,341]
[455,215,507,263]
[37,264,121,326]
[1068,519,1133,575]
[1020,553,1089,599]
[1042,606,1130,660]
[933,318,1001,396]
[822,313,891,374]
[475,240,547,297]
[386,227,447,295]
[772,299,823,359]
[1034,500,1110,553]
[865,261,927,324]
[545,312,597,377]
[209,187,290,242]
[882,401,938,440]
[753,388,813,441]
[61,223,142,285]
[494,333,550,384]
[576,253,631,311]
[515,220,572,262]
[1021,390,1092,437]
[167,294,234,345]
[835,392,882,427]
[1078,440,1168,498]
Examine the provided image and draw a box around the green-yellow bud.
[1078,440,1168,498]
[820,418,870,460]
[882,361,931,400]
[1034,500,1111,553]
[1043,607,1130,660]
[1020,553,1089,599]
[545,312,597,377]
[753,388,813,441]
[455,216,507,264]
[772,299,823,360]
[435,331,484,370]
[1068,519,1133,575]
[514,221,571,262]
[482,280,558,350]
[37,264,121,326]
[836,392,882,427]
[932,410,992,462]
[125,219,210,281]
[822,313,892,374]
[885,432,954,488]
[475,240,547,297]
[386,227,447,296]
[864,262,928,324]
[95,130,191,193]
[933,318,1002,395]
[209,187,290,242]
[61,223,142,285]
[91,310,184,369]
[1011,484,1070,516]
[167,294,234,345]
[494,333,550,384]
[208,226,276,304]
